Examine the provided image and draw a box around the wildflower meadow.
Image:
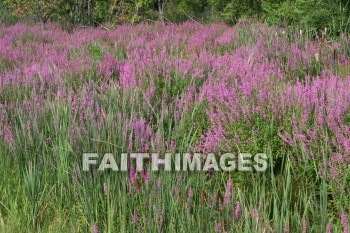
[0,22,349,232]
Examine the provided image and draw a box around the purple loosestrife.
[188,187,193,198]
[129,166,136,185]
[143,170,150,186]
[172,175,182,195]
[327,223,332,233]
[302,218,307,233]
[93,224,99,233]
[103,182,108,196]
[131,211,138,225]
[234,202,242,221]
[156,177,162,197]
[153,205,164,226]
[251,208,258,220]
[215,222,223,232]
[341,213,349,233]
[187,187,193,209]
[2,24,350,232]
[2,125,15,148]
[223,179,232,205]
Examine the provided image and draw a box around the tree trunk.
[158,0,165,25]
[87,0,92,26]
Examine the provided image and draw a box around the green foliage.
[220,0,262,25]
[2,0,350,36]
[0,0,18,24]
[86,43,104,61]
[262,0,350,34]
[3,0,63,23]
[165,0,209,22]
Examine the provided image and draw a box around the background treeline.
[0,0,350,34]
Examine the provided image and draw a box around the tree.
[4,0,63,24]
[157,0,170,24]
[262,0,350,34]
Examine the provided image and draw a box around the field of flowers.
[0,22,349,232]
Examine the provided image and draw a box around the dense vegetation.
[0,0,350,232]
[0,22,349,232]
[1,0,350,34]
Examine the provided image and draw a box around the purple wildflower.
[216,222,222,232]
[223,179,232,205]
[341,212,348,233]
[93,223,99,233]
[234,202,242,221]
[251,208,258,220]
[103,182,108,196]
[188,187,193,199]
[131,211,138,225]
[327,223,332,233]
[302,218,307,233]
